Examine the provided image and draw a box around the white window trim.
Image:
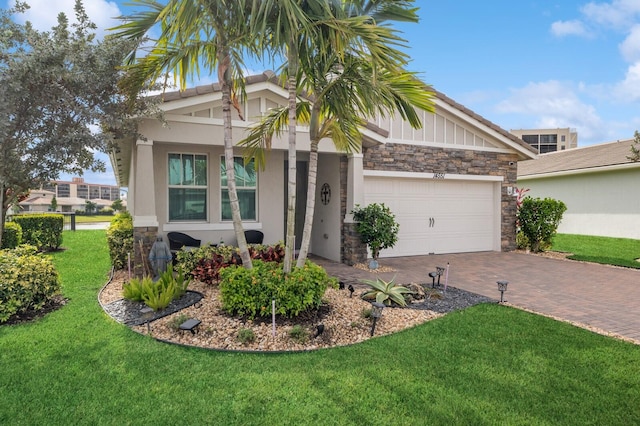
[167,152,209,223]
[219,156,258,222]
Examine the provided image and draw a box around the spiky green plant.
[360,277,412,307]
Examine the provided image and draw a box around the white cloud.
[581,0,640,29]
[496,80,605,141]
[619,24,640,61]
[10,0,121,36]
[550,20,590,37]
[614,61,640,100]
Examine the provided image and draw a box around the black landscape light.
[370,302,385,336]
[497,280,508,303]
[140,306,154,334]
[348,284,354,298]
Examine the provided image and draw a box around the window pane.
[220,158,228,187]
[169,188,206,221]
[195,155,207,186]
[243,159,256,186]
[182,155,194,185]
[221,189,256,221]
[168,154,181,185]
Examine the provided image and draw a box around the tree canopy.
[0,1,152,243]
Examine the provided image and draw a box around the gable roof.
[112,71,537,186]
[433,89,536,157]
[157,72,536,157]
[518,139,639,179]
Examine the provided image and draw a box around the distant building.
[18,178,122,213]
[42,177,120,202]
[510,128,577,153]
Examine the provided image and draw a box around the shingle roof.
[518,139,638,177]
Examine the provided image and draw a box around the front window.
[220,156,256,221]
[168,153,207,221]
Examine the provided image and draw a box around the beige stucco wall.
[310,153,342,261]
[520,168,640,239]
[149,142,285,246]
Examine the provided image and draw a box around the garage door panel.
[364,176,497,257]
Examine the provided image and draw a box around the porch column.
[344,153,364,223]
[133,139,158,227]
[342,153,367,265]
[132,139,158,277]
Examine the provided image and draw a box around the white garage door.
[363,176,498,257]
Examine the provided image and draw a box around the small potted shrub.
[352,203,399,269]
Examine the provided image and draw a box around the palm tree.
[250,0,336,273]
[242,56,434,267]
[113,0,258,268]
[241,1,434,267]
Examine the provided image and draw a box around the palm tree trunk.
[219,52,251,269]
[296,139,318,268]
[283,45,298,274]
[296,100,322,267]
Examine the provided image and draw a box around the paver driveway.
[314,251,640,344]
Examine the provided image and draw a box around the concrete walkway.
[313,252,640,344]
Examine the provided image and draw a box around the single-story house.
[18,190,116,213]
[110,71,536,273]
[517,139,640,239]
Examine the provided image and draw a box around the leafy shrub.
[288,325,308,344]
[352,203,399,260]
[180,243,286,285]
[168,313,190,331]
[0,245,60,322]
[219,260,338,319]
[237,328,255,344]
[12,214,63,251]
[361,277,412,307]
[516,231,530,250]
[1,222,22,249]
[517,197,567,252]
[122,265,191,311]
[106,212,133,270]
[122,276,149,302]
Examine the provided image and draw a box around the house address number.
[433,173,446,179]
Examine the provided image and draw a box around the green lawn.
[1,231,639,425]
[74,215,114,223]
[552,233,640,269]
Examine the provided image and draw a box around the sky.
[4,0,640,186]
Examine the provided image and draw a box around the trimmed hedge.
[1,222,23,249]
[219,260,337,319]
[0,245,61,323]
[12,214,63,251]
[517,197,567,252]
[107,212,133,270]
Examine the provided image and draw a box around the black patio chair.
[244,230,264,244]
[167,232,201,252]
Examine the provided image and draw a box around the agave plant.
[360,277,412,307]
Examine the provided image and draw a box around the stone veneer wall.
[340,144,519,260]
[340,157,368,265]
[133,226,158,277]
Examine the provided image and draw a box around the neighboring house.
[19,187,120,213]
[518,139,640,239]
[110,71,536,272]
[17,189,57,213]
[510,128,578,153]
